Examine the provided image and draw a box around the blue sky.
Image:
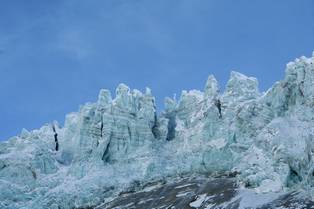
[0,0,313,140]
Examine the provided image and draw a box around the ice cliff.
[1,53,314,209]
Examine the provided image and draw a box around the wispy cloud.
[56,30,92,60]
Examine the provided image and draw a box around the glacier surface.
[1,53,314,208]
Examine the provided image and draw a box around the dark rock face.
[97,176,237,209]
[95,176,314,209]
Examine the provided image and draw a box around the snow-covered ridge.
[1,53,314,209]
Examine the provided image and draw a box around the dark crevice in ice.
[102,132,113,163]
[165,112,176,141]
[52,124,59,151]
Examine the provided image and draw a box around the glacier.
[1,53,314,208]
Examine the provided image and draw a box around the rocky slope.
[0,53,314,209]
[98,175,314,209]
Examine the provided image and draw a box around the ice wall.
[0,53,314,208]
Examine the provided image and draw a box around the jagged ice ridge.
[1,53,314,209]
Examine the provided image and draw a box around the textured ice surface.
[1,53,314,208]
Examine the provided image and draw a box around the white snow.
[207,138,226,149]
[189,194,208,208]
